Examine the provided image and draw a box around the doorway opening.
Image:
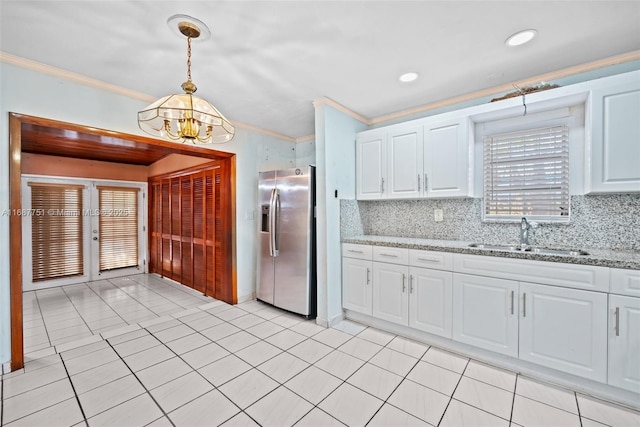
[9,113,236,371]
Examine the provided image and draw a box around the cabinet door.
[373,262,409,325]
[589,79,640,193]
[424,117,471,198]
[519,282,607,382]
[609,295,640,393]
[356,131,386,200]
[387,126,423,199]
[409,267,453,338]
[453,274,518,357]
[342,257,372,315]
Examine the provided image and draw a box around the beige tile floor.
[2,274,640,426]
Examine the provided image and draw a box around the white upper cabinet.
[356,129,386,200]
[588,76,640,193]
[356,117,472,200]
[424,117,472,198]
[387,126,423,199]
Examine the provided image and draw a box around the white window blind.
[98,186,139,272]
[30,183,84,282]
[484,125,570,221]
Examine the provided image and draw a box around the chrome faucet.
[520,217,537,249]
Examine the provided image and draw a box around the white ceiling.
[1,1,639,139]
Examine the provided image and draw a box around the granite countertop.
[343,235,640,270]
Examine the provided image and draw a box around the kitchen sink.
[468,243,523,251]
[468,243,589,256]
[524,247,590,256]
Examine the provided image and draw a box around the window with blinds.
[483,125,570,221]
[30,183,84,282]
[98,186,139,271]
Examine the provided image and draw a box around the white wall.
[0,62,295,365]
[314,103,367,326]
[295,138,316,167]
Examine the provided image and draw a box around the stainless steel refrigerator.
[257,166,316,318]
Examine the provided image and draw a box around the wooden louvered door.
[148,161,232,302]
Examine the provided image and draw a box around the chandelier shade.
[137,15,234,144]
[137,92,235,144]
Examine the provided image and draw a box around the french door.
[21,176,147,291]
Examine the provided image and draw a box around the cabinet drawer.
[610,269,640,297]
[453,254,609,292]
[342,243,373,260]
[409,249,453,271]
[373,246,409,265]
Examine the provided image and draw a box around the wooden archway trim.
[8,113,237,371]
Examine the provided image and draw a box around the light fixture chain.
[187,36,192,82]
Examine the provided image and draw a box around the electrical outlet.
[434,209,444,222]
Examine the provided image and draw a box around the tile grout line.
[59,353,90,427]
[32,290,53,350]
[135,323,254,426]
[75,280,130,332]
[61,284,102,339]
[117,275,206,312]
[510,374,519,425]
[1,371,4,426]
[433,349,471,427]
[104,339,177,427]
[575,391,584,427]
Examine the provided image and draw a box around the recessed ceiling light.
[505,29,537,47]
[399,72,419,83]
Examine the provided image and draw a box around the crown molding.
[370,50,640,125]
[230,120,296,142]
[313,97,371,125]
[295,134,315,143]
[4,50,639,142]
[0,51,300,143]
[0,51,156,103]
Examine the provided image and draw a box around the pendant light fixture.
[138,15,234,144]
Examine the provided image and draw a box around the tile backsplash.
[341,194,640,251]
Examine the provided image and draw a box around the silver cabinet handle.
[417,174,421,192]
[381,177,385,194]
[417,257,439,263]
[409,275,414,293]
[424,174,428,191]
[522,293,527,317]
[615,307,620,337]
[379,253,398,258]
[510,291,514,315]
[402,274,406,292]
[366,268,371,284]
[348,249,364,254]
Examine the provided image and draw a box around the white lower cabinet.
[342,257,372,315]
[372,262,409,325]
[519,282,608,382]
[409,267,453,338]
[608,295,640,393]
[343,243,640,395]
[452,273,519,357]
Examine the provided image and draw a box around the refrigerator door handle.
[268,188,276,257]
[273,189,280,256]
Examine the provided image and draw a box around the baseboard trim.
[345,310,640,411]
[237,292,256,304]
